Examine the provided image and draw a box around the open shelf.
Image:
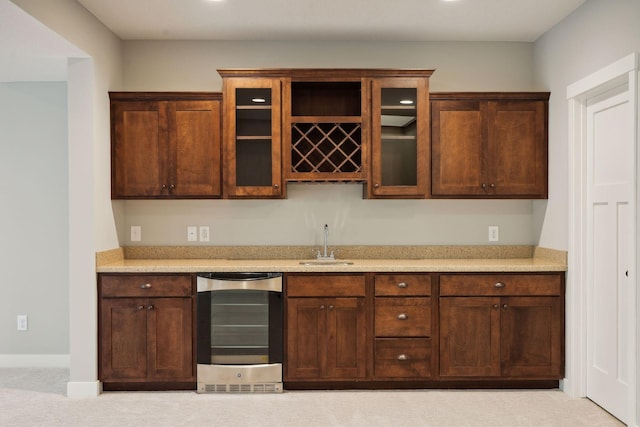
[291,82,361,117]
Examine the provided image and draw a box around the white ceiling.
[0,0,86,82]
[76,0,586,42]
[1,0,587,82]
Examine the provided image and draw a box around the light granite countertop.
[96,245,567,273]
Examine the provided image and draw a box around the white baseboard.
[0,354,70,368]
[67,380,102,398]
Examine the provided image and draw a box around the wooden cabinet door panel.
[286,298,325,379]
[223,78,283,198]
[100,298,148,380]
[500,297,562,378]
[440,297,500,377]
[370,77,429,198]
[488,101,547,197]
[112,102,167,197]
[170,100,221,197]
[147,298,194,381]
[431,100,486,196]
[326,298,367,379]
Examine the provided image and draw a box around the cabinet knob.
[273,184,279,189]
[161,184,167,192]
[493,304,499,309]
[374,183,380,189]
[482,183,487,190]
[140,283,152,289]
[320,305,325,310]
[397,313,408,320]
[137,305,145,310]
[328,305,334,310]
[169,184,175,190]
[503,304,508,309]
[494,282,506,288]
[490,183,496,189]
[147,305,154,310]
[397,282,408,288]
[397,354,408,361]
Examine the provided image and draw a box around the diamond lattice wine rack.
[285,81,367,181]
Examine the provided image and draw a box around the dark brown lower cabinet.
[285,274,367,382]
[439,274,564,380]
[99,274,195,390]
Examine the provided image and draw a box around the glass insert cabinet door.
[370,78,429,198]
[223,78,283,198]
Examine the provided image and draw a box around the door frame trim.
[566,52,638,426]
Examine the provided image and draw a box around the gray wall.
[533,0,640,251]
[120,40,540,247]
[0,82,69,356]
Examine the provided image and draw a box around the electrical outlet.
[187,226,198,242]
[130,226,141,242]
[488,226,499,242]
[17,315,28,331]
[199,226,210,242]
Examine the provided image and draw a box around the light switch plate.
[488,226,499,242]
[199,226,210,242]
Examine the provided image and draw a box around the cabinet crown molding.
[217,68,435,79]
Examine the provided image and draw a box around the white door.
[585,88,634,424]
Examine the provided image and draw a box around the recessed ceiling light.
[400,100,414,105]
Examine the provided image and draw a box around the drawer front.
[439,274,562,296]
[375,297,431,337]
[286,274,366,297]
[100,274,193,298]
[374,338,432,378]
[375,274,431,296]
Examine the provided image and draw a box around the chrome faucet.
[315,224,335,260]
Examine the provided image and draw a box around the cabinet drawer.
[439,274,562,296]
[286,275,366,297]
[375,274,431,296]
[100,275,193,298]
[374,338,432,378]
[375,297,431,337]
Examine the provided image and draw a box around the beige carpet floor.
[0,368,624,427]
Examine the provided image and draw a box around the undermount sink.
[299,260,354,266]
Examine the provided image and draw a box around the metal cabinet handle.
[320,305,325,310]
[328,305,334,311]
[161,184,167,192]
[137,305,145,310]
[482,183,487,190]
[503,304,508,309]
[374,183,380,188]
[140,283,152,289]
[397,354,408,361]
[493,304,499,309]
[397,313,408,320]
[169,184,175,190]
[494,282,506,288]
[490,183,496,188]
[397,282,408,288]
[274,184,279,189]
[147,305,154,310]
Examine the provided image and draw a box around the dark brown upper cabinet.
[110,92,222,199]
[369,77,430,198]
[431,93,549,199]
